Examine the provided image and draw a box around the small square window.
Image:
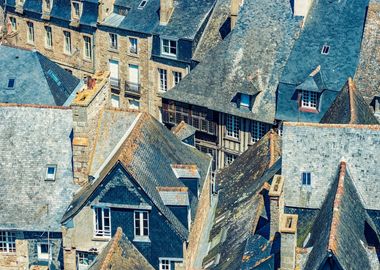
[240,94,250,107]
[321,45,330,55]
[7,79,15,89]
[302,172,311,186]
[37,242,49,260]
[46,165,57,180]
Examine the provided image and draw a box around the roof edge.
[283,122,380,130]
[0,103,71,110]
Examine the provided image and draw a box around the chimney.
[230,0,242,29]
[280,214,298,270]
[160,0,174,25]
[268,174,284,239]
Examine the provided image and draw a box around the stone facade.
[282,123,380,210]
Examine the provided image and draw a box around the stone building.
[1,0,217,118]
[61,109,212,270]
[0,104,79,269]
[162,0,301,170]
[0,44,82,106]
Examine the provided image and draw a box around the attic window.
[321,45,330,55]
[45,165,57,181]
[301,172,311,186]
[138,0,148,9]
[240,93,250,107]
[7,79,15,89]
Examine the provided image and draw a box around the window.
[224,153,236,166]
[300,90,318,109]
[7,78,15,89]
[45,0,51,11]
[196,144,217,172]
[138,0,148,9]
[321,45,330,55]
[9,17,17,31]
[240,94,250,107]
[111,94,120,108]
[37,242,49,260]
[77,251,95,270]
[72,1,81,18]
[64,31,72,54]
[27,22,34,43]
[45,165,57,180]
[160,259,170,270]
[128,98,140,110]
[161,39,177,57]
[129,37,138,54]
[302,172,311,186]
[45,26,52,48]
[93,207,111,238]
[109,33,118,50]
[158,68,168,92]
[134,211,149,240]
[83,36,92,59]
[251,121,268,143]
[226,114,239,138]
[0,231,16,253]
[173,71,182,87]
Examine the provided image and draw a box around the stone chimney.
[268,174,284,239]
[160,0,174,25]
[294,0,314,18]
[71,71,110,185]
[230,0,242,29]
[280,214,298,270]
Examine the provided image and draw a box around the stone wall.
[282,123,380,210]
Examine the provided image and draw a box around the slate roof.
[162,0,301,124]
[354,0,380,106]
[320,78,379,124]
[0,105,78,232]
[5,0,99,27]
[102,0,215,39]
[171,121,197,142]
[203,131,282,269]
[62,110,211,240]
[0,45,82,106]
[276,0,369,122]
[89,227,154,270]
[303,161,380,270]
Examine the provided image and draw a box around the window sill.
[160,53,178,60]
[63,52,73,57]
[133,236,150,243]
[224,136,240,143]
[82,57,93,63]
[26,41,35,46]
[44,46,53,51]
[299,107,319,113]
[92,236,111,241]
[127,52,139,58]
[108,48,119,53]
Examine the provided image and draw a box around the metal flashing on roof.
[171,164,200,179]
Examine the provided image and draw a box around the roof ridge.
[99,227,123,270]
[284,122,380,130]
[327,161,346,253]
[0,103,71,110]
[348,77,358,124]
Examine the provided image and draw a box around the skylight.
[321,45,330,55]
[7,78,15,89]
[138,0,148,9]
[45,165,57,181]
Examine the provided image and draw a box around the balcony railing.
[110,77,120,89]
[125,81,141,95]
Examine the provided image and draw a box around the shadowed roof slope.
[89,228,154,270]
[304,162,380,270]
[0,105,78,231]
[0,45,81,106]
[203,131,282,269]
[62,111,211,240]
[163,0,301,124]
[320,78,379,124]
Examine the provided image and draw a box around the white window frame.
[134,210,149,241]
[93,207,111,238]
[159,258,183,270]
[300,90,318,109]
[173,71,182,87]
[161,38,177,58]
[158,68,168,92]
[27,21,34,44]
[45,165,57,180]
[83,35,92,60]
[9,17,17,31]
[37,241,50,261]
[77,251,95,270]
[45,26,52,48]
[63,31,72,54]
[224,153,236,166]
[251,121,267,143]
[0,231,16,253]
[321,45,330,55]
[129,37,138,54]
[226,114,239,139]
[138,0,148,9]
[109,33,118,50]
[72,1,82,19]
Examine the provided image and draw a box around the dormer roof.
[296,66,327,93]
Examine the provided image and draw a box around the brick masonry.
[282,124,380,210]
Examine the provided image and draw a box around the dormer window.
[161,38,177,58]
[321,45,330,55]
[240,94,250,107]
[45,165,57,180]
[300,90,318,110]
[71,1,82,19]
